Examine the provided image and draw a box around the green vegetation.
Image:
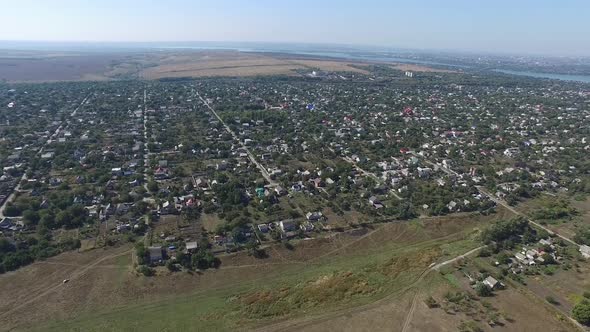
[573,299,590,325]
[34,229,476,331]
[530,199,578,222]
[480,217,534,248]
[0,234,80,274]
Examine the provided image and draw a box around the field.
[0,53,126,82]
[0,50,432,82]
[517,195,590,240]
[389,63,458,73]
[0,206,575,331]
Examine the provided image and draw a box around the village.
[1,66,590,329]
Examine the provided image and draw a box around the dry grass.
[390,63,458,73]
[0,211,516,331]
[288,60,370,74]
[0,49,374,82]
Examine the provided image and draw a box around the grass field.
[1,208,574,331]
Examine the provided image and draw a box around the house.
[311,178,325,188]
[0,218,15,230]
[539,238,553,246]
[195,177,209,189]
[274,186,287,196]
[216,161,228,170]
[514,253,527,262]
[447,201,458,211]
[279,219,297,232]
[369,196,384,209]
[483,276,500,289]
[306,211,323,221]
[159,201,176,215]
[41,151,55,159]
[185,241,198,253]
[580,245,590,259]
[257,223,269,233]
[300,221,314,232]
[148,246,163,264]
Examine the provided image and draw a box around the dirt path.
[401,291,419,332]
[256,244,484,332]
[432,245,485,271]
[0,249,131,320]
[476,186,579,247]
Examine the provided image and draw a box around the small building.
[279,219,297,233]
[483,276,500,289]
[580,245,590,259]
[148,246,163,264]
[369,196,384,209]
[274,186,287,196]
[185,241,199,253]
[306,211,323,221]
[257,223,269,233]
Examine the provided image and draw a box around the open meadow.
[0,207,576,332]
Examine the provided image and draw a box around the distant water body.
[493,69,590,83]
[160,46,469,69]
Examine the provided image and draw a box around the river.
[493,69,590,83]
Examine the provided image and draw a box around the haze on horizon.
[1,0,589,56]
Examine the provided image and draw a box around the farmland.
[0,50,372,83]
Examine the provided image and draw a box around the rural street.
[341,155,404,200]
[476,186,580,247]
[0,94,90,220]
[196,90,278,187]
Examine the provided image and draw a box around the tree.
[475,283,492,297]
[137,265,154,277]
[166,260,179,271]
[147,181,159,193]
[573,300,590,325]
[135,243,149,265]
[23,210,40,226]
[4,204,21,217]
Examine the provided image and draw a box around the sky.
[1,0,589,56]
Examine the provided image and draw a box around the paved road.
[196,91,277,187]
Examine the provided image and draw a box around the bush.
[546,296,559,305]
[424,296,439,308]
[138,265,154,276]
[475,283,492,297]
[166,260,179,272]
[573,300,590,325]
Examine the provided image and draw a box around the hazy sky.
[1,0,589,55]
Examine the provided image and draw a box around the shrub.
[138,265,154,276]
[573,300,590,325]
[546,296,559,305]
[424,296,439,308]
[475,283,492,297]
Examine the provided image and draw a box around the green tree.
[475,283,492,297]
[573,300,590,325]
